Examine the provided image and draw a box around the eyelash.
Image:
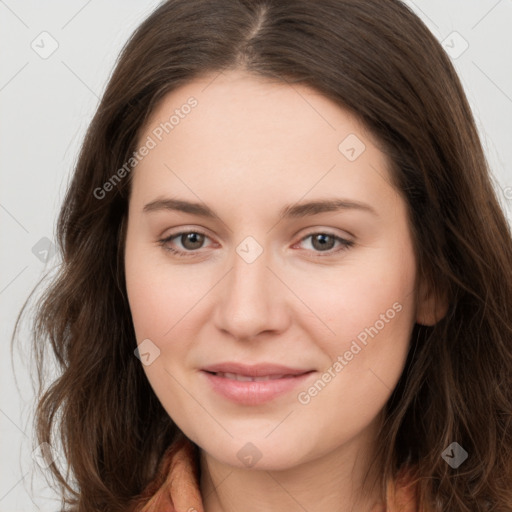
[157,230,354,259]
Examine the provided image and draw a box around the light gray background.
[1,1,511,510]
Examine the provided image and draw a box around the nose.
[212,243,290,341]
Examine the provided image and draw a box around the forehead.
[131,70,399,215]
[140,69,380,153]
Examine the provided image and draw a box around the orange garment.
[129,435,418,512]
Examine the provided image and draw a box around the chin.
[196,432,314,471]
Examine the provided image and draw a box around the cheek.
[294,286,414,438]
[125,243,197,424]
[125,236,202,339]
[303,250,416,408]
[289,248,416,360]
[289,249,417,431]
[124,236,215,402]
[124,229,183,366]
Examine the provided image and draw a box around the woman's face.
[124,70,427,470]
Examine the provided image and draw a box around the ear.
[415,276,449,326]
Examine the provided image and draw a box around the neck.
[199,419,385,512]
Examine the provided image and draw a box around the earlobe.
[415,277,450,326]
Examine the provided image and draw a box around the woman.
[17,0,512,510]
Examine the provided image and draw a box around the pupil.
[183,233,203,249]
[313,234,334,251]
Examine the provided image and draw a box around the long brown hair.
[13,0,512,510]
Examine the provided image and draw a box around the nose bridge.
[213,237,286,339]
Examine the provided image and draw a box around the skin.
[124,69,445,512]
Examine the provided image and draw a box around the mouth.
[208,371,307,382]
[201,362,313,377]
[200,364,316,405]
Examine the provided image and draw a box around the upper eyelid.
[162,229,213,242]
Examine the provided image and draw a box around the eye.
[158,230,213,258]
[158,230,354,259]
[295,232,354,256]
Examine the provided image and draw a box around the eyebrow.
[143,197,378,218]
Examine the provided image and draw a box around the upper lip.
[201,362,313,377]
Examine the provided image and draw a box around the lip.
[200,362,316,405]
[201,362,312,377]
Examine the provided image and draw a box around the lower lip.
[201,370,315,405]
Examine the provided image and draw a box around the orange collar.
[129,436,418,512]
